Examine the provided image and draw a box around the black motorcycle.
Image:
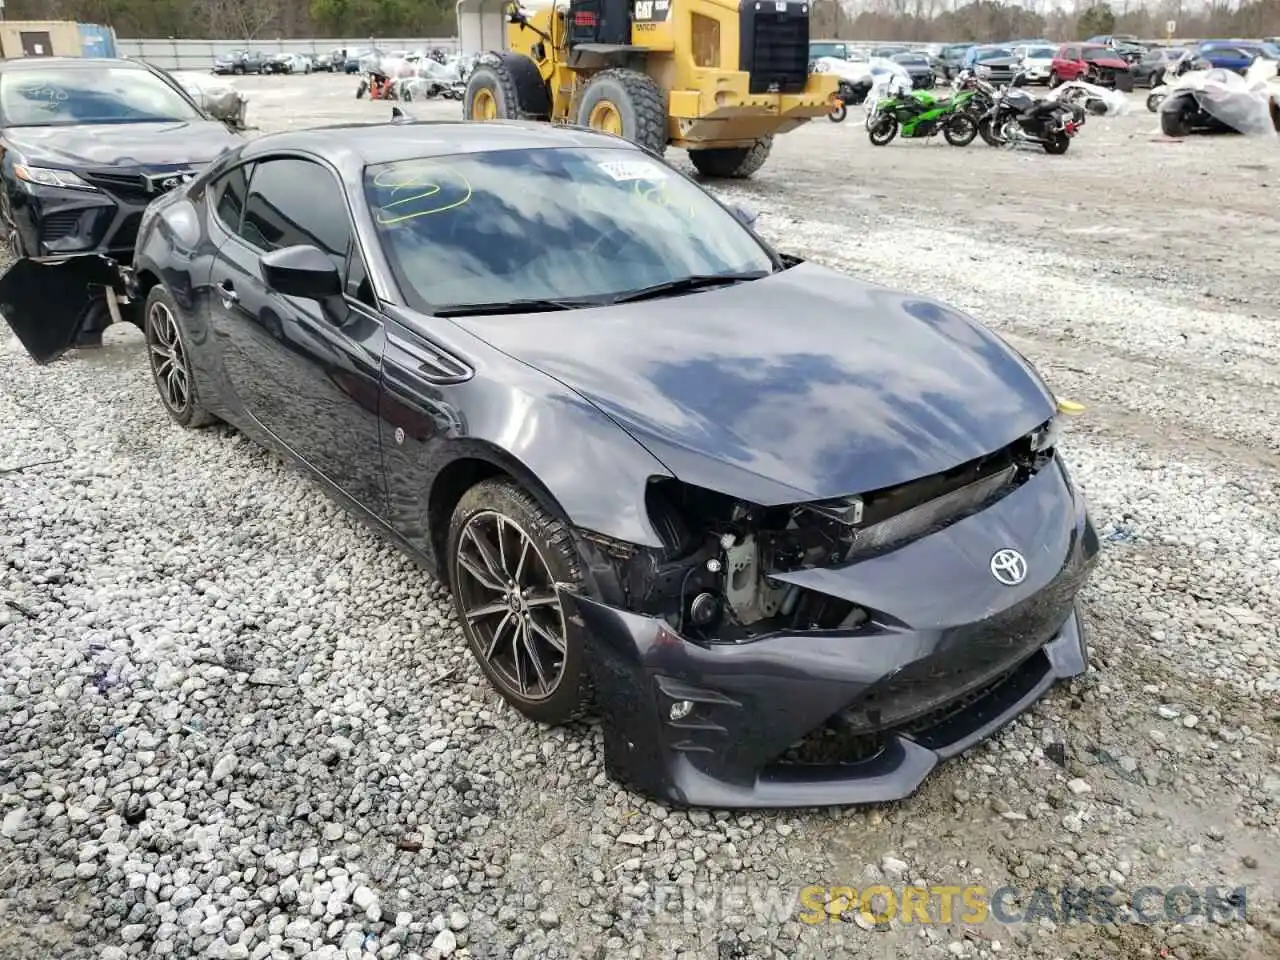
[973,70,1085,154]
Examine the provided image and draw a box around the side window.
[211,163,253,233]
[238,157,352,267]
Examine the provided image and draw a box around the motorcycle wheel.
[868,115,898,145]
[1146,91,1165,113]
[1043,131,1071,155]
[977,117,1002,147]
[356,80,368,99]
[828,103,847,123]
[943,113,977,146]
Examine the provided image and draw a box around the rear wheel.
[447,479,591,725]
[1042,131,1071,154]
[868,115,898,145]
[464,54,550,122]
[943,113,977,146]
[575,68,667,157]
[687,137,773,178]
[144,286,215,429]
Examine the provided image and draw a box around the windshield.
[1082,46,1114,59]
[893,53,926,64]
[977,48,1013,60]
[366,148,775,312]
[810,43,846,59]
[0,66,204,127]
[1026,47,1056,58]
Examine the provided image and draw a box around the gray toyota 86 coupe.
[1,118,1100,809]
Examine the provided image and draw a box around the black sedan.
[3,120,1099,808]
[891,52,936,89]
[0,57,242,352]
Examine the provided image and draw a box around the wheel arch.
[427,442,575,588]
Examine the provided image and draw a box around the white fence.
[116,37,459,71]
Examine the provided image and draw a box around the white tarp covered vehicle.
[170,71,249,129]
[1150,55,1280,136]
[1047,80,1132,117]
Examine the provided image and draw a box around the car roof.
[240,120,638,169]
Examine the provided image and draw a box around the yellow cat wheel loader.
[456,0,840,177]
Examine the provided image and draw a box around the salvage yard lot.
[2,72,1279,960]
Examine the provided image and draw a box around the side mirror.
[729,204,758,228]
[260,244,341,300]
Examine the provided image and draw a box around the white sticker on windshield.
[596,159,667,182]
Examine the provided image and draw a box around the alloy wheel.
[455,510,568,702]
[147,299,191,415]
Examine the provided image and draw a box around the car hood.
[1085,55,1129,67]
[454,262,1057,507]
[977,57,1020,68]
[3,121,240,168]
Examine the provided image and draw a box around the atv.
[866,88,979,146]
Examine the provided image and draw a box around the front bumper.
[568,458,1099,809]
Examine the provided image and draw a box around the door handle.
[216,279,239,307]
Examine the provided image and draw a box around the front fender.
[379,314,675,567]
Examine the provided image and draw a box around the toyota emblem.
[989,548,1027,586]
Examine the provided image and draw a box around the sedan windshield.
[0,66,204,126]
[1025,47,1056,58]
[365,147,776,312]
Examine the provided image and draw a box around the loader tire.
[464,53,550,121]
[575,69,667,157]
[687,137,773,179]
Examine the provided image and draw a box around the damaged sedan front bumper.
[566,457,1099,809]
[0,254,134,364]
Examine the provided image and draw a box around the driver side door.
[206,154,388,515]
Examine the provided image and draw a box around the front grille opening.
[771,649,1051,771]
[85,172,153,203]
[776,723,887,766]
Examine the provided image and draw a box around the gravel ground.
[2,73,1279,960]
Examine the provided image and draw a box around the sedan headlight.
[13,164,98,191]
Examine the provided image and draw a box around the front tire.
[1147,90,1165,113]
[144,286,214,429]
[977,116,1002,146]
[1048,70,1061,87]
[828,103,847,123]
[447,479,590,726]
[575,68,667,157]
[868,115,898,145]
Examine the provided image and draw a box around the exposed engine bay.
[580,418,1060,642]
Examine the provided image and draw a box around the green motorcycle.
[866,88,979,147]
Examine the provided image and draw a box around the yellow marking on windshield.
[372,164,472,225]
[632,178,695,222]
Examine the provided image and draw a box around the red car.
[1050,43,1134,89]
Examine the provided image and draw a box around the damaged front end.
[566,417,1099,808]
[0,254,135,364]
